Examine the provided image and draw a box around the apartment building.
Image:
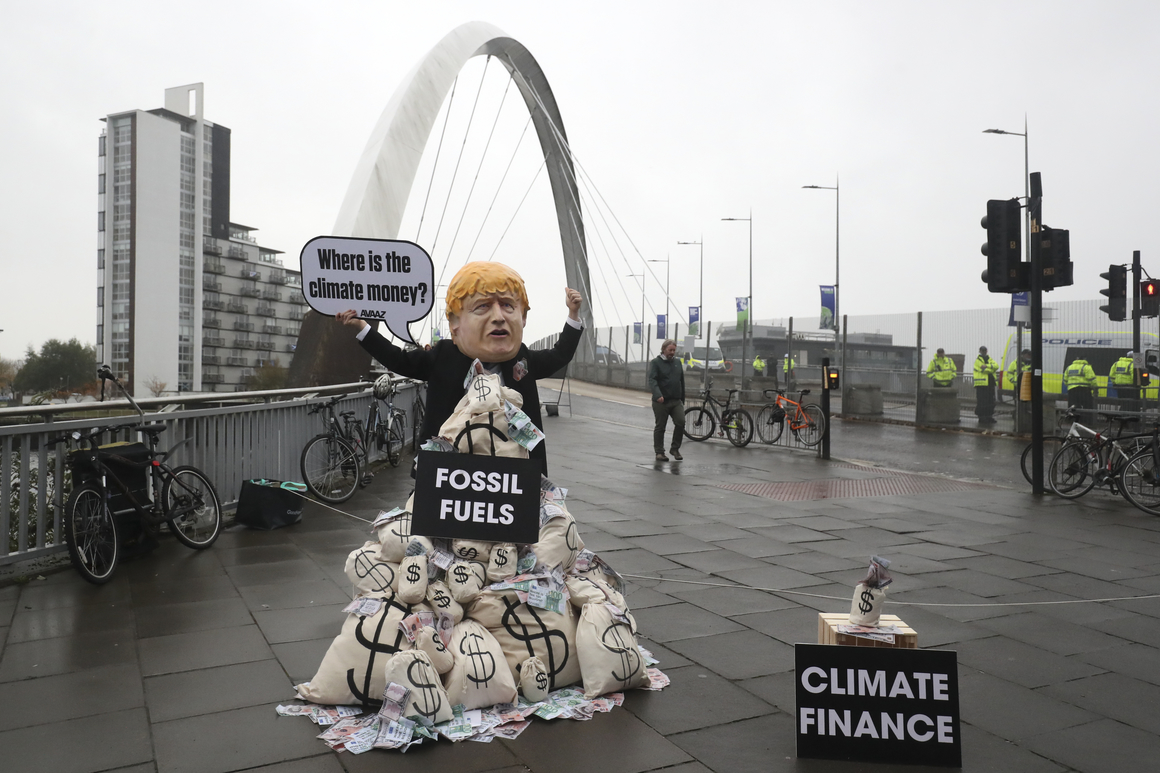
[96,83,304,394]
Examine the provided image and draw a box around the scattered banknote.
[371,507,407,529]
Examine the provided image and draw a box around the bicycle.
[1120,427,1160,515]
[369,375,406,467]
[755,389,826,447]
[300,394,375,503]
[683,378,754,447]
[412,383,427,451]
[53,365,222,584]
[1047,411,1151,499]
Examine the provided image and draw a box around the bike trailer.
[235,479,306,530]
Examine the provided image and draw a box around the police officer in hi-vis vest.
[1064,356,1097,409]
[1109,351,1137,400]
[973,346,999,424]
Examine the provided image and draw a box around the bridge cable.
[486,158,546,262]
[414,75,458,248]
[464,111,536,264]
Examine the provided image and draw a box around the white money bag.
[397,555,429,604]
[414,627,454,675]
[848,583,887,626]
[344,541,399,598]
[447,560,487,603]
[444,620,518,710]
[377,511,415,563]
[451,538,493,564]
[533,511,584,572]
[439,373,528,458]
[518,656,549,702]
[426,580,464,623]
[575,602,650,699]
[381,650,454,726]
[488,542,518,582]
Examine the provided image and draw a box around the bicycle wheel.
[412,398,426,450]
[683,407,715,441]
[1048,440,1098,498]
[163,466,222,549]
[301,434,362,503]
[387,415,405,467]
[1020,436,1066,486]
[723,409,754,447]
[756,404,784,444]
[64,484,119,585]
[795,404,827,447]
[372,409,388,452]
[1120,446,1160,514]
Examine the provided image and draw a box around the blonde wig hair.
[445,262,530,319]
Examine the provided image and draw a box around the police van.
[999,331,1158,398]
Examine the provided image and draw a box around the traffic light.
[1040,226,1074,290]
[980,199,1027,293]
[1142,279,1160,317]
[823,366,840,391]
[1100,265,1127,321]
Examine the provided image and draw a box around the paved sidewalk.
[3,405,1160,773]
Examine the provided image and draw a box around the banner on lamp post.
[736,297,749,332]
[688,306,700,337]
[657,314,667,339]
[633,322,642,344]
[819,286,837,331]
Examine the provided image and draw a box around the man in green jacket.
[1064,357,1097,409]
[648,339,686,462]
[973,346,999,424]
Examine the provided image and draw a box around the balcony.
[234,339,255,349]
[202,354,221,365]
[285,343,298,352]
[233,321,255,332]
[203,299,224,311]
[202,336,225,347]
[285,327,300,337]
[255,305,276,317]
[203,240,222,256]
[260,289,282,302]
[203,279,221,291]
[239,286,261,298]
[288,292,304,304]
[202,373,225,384]
[227,246,248,260]
[240,268,261,281]
[269,273,288,285]
[262,324,282,335]
[226,302,248,314]
[203,317,221,328]
[288,309,305,321]
[256,341,276,351]
[226,356,248,367]
[204,260,226,275]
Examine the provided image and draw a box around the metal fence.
[1,379,422,566]
[565,299,1160,438]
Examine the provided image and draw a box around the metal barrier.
[1,379,422,566]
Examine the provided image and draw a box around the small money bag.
[848,555,892,626]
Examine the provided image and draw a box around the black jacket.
[359,321,582,473]
[647,355,685,402]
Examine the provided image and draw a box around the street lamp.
[626,273,644,360]
[803,180,840,367]
[647,257,670,339]
[722,213,753,392]
[677,238,703,338]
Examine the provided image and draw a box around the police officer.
[783,353,797,390]
[1109,351,1137,400]
[1006,348,1032,400]
[1064,356,1097,409]
[753,354,767,377]
[973,346,999,423]
[926,348,956,388]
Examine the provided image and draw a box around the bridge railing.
[1,379,422,566]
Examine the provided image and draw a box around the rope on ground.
[621,573,1160,608]
[286,489,374,525]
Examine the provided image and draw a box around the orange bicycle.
[756,389,825,447]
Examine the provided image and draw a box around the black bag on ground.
[235,480,305,530]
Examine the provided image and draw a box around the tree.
[13,339,97,395]
[246,359,288,391]
[145,376,168,397]
[0,356,20,393]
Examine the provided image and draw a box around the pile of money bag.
[297,370,650,729]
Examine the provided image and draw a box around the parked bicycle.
[755,389,825,447]
[683,378,754,447]
[412,382,427,450]
[52,365,222,584]
[300,393,376,504]
[1119,426,1160,515]
[369,375,407,468]
[1047,411,1151,499]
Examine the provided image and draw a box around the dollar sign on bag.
[388,513,412,545]
[458,546,478,561]
[602,622,640,686]
[536,671,548,691]
[406,563,421,584]
[433,589,452,609]
[502,597,569,690]
[354,550,395,592]
[453,564,470,585]
[858,589,875,614]
[460,632,496,687]
[348,600,411,709]
[494,549,508,567]
[473,376,491,402]
[407,658,443,720]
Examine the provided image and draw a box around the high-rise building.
[96,83,304,395]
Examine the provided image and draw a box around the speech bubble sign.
[299,236,434,344]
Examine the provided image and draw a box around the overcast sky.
[3,0,1159,359]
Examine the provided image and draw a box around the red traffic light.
[1142,280,1160,318]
